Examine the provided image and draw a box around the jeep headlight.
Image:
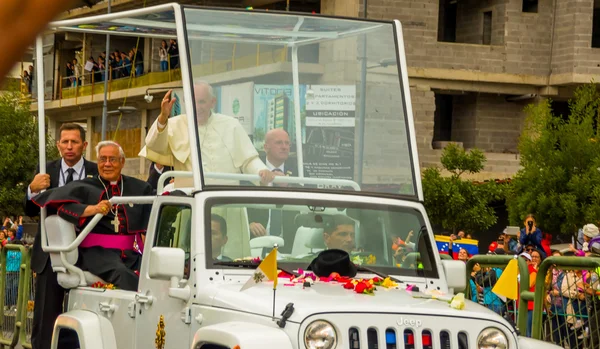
[304,320,337,349]
[477,327,508,349]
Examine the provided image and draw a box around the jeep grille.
[347,327,469,349]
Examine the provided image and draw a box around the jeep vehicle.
[33,3,559,349]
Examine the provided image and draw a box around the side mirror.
[149,247,190,301]
[442,259,466,294]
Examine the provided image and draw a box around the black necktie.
[65,168,76,184]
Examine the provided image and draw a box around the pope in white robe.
[139,82,276,259]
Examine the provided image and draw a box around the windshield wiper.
[355,265,402,283]
[214,261,299,277]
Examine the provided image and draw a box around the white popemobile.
[33,3,560,349]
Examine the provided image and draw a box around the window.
[437,0,457,42]
[482,11,492,45]
[593,0,600,47]
[206,197,439,278]
[154,204,192,278]
[522,0,538,13]
[433,93,453,145]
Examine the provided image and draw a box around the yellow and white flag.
[240,248,278,291]
[492,258,519,300]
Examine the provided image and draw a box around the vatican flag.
[492,258,519,300]
[240,248,278,291]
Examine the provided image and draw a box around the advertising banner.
[219,82,254,135]
[252,84,306,149]
[303,85,356,182]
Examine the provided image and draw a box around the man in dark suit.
[146,162,173,194]
[248,128,298,253]
[24,123,97,349]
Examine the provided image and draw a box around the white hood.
[203,280,507,324]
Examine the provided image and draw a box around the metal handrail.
[156,170,362,193]
[41,196,155,286]
[465,255,530,334]
[531,256,600,340]
[205,173,362,191]
[156,171,192,193]
[41,196,155,253]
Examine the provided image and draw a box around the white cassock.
[139,113,267,259]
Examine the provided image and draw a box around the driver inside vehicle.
[323,214,356,254]
[211,214,231,261]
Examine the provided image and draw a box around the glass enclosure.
[50,6,418,198]
[205,198,438,278]
[182,8,416,197]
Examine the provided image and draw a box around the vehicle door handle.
[99,301,117,313]
[135,293,154,305]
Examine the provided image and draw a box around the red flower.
[355,281,367,293]
[372,277,383,285]
[336,276,351,283]
[343,281,355,290]
[329,272,340,279]
[278,270,293,279]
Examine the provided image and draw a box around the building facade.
[32,0,600,181]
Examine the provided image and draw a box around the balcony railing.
[52,46,287,102]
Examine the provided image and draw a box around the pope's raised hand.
[157,90,176,128]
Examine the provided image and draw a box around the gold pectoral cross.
[112,215,120,233]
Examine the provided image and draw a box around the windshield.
[205,198,438,278]
[182,8,417,197]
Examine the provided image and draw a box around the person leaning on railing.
[159,40,168,72]
[585,242,600,348]
[560,268,590,348]
[544,250,568,346]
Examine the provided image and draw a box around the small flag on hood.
[240,247,278,291]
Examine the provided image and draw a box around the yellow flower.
[367,255,376,265]
[382,277,398,288]
[449,293,466,310]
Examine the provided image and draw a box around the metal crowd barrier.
[464,254,600,348]
[465,255,530,335]
[530,256,600,349]
[0,244,32,349]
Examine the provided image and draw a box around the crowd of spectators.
[63,39,179,88]
[437,214,600,346]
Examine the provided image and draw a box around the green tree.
[0,88,58,217]
[507,84,600,235]
[422,143,505,234]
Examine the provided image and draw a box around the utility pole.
[101,0,112,141]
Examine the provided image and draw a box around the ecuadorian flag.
[435,235,479,258]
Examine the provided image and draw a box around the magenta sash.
[80,233,136,250]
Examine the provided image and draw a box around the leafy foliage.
[507,84,600,235]
[0,89,58,216]
[423,143,506,234]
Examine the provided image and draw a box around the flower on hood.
[91,281,116,290]
[354,280,375,295]
[381,277,398,288]
[449,293,466,310]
